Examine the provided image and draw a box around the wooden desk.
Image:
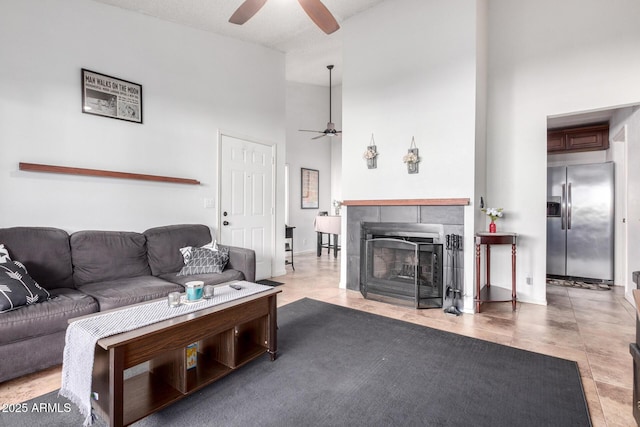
[474,232,517,313]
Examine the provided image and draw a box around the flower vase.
[489,221,497,233]
[365,144,377,169]
[407,161,418,174]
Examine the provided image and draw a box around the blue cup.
[185,281,204,301]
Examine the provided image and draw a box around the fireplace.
[360,222,444,308]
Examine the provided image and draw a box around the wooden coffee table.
[87,287,280,427]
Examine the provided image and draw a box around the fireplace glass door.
[361,237,443,309]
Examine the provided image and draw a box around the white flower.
[363,147,378,159]
[403,152,418,164]
[482,207,504,221]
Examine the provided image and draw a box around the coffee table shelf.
[184,358,232,391]
[236,344,268,366]
[89,288,280,427]
[122,372,183,426]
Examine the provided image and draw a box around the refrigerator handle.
[567,182,572,230]
[561,183,566,230]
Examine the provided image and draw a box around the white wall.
[285,82,341,254]
[330,135,342,208]
[342,0,482,309]
[487,0,640,303]
[474,0,489,263]
[342,0,478,201]
[611,106,640,302]
[0,0,286,248]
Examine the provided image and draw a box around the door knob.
[223,221,229,226]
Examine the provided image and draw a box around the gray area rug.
[2,298,590,426]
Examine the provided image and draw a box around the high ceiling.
[89,0,387,86]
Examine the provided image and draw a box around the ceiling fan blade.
[229,0,268,25]
[299,129,325,133]
[297,0,340,34]
[311,134,327,140]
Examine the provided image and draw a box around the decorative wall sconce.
[363,134,378,169]
[402,136,419,174]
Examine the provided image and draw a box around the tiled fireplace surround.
[345,204,465,310]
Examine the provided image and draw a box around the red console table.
[474,232,517,313]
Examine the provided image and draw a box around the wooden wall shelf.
[342,198,470,206]
[19,162,200,185]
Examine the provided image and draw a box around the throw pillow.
[203,240,218,251]
[0,261,50,313]
[0,244,10,263]
[179,240,218,265]
[177,246,229,276]
[179,246,192,263]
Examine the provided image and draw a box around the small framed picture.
[81,68,143,123]
[301,168,319,209]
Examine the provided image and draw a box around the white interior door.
[219,134,274,280]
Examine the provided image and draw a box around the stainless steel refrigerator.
[546,162,614,283]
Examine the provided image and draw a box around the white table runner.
[59,281,271,426]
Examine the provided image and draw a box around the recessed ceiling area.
[547,108,617,129]
[89,0,387,86]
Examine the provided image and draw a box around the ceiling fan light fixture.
[298,65,342,140]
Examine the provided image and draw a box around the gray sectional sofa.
[0,224,256,383]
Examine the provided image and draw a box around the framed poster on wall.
[301,168,319,209]
[81,68,143,123]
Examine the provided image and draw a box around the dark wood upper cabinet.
[547,130,566,152]
[547,123,609,153]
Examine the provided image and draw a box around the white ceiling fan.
[299,65,342,140]
[229,0,340,35]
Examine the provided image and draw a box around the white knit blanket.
[59,281,271,426]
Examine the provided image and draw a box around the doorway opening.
[546,104,640,305]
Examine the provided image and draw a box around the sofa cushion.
[0,227,74,290]
[144,224,212,276]
[159,269,244,287]
[0,261,51,313]
[0,288,98,346]
[77,276,183,311]
[180,240,217,264]
[177,246,229,276]
[71,230,151,286]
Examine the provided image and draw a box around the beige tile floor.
[1,252,636,426]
